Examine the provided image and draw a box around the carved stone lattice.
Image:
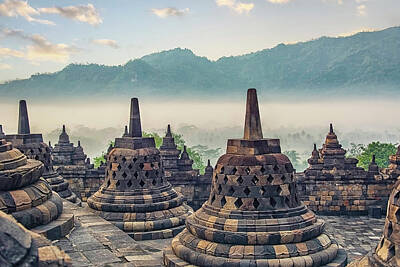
[87,98,192,240]
[163,88,347,267]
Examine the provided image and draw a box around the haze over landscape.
[0,0,399,170]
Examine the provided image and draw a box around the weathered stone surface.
[298,125,396,215]
[52,125,105,202]
[0,138,74,239]
[348,179,400,266]
[87,98,192,240]
[163,88,347,267]
[0,209,71,266]
[4,100,80,205]
[159,124,212,210]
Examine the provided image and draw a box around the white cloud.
[0,47,24,58]
[151,7,189,18]
[357,4,366,16]
[0,0,54,25]
[216,0,254,14]
[0,62,12,69]
[39,4,102,26]
[92,39,119,49]
[267,0,293,4]
[1,28,79,62]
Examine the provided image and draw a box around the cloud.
[216,0,254,14]
[151,7,189,18]
[0,0,54,25]
[91,39,119,49]
[0,47,24,58]
[357,4,366,16]
[0,62,11,69]
[39,4,102,25]
[267,0,293,4]
[1,28,79,62]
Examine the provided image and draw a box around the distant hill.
[1,26,400,99]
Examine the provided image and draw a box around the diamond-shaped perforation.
[139,180,145,187]
[107,180,111,187]
[132,157,137,163]
[270,197,277,207]
[220,166,225,174]
[211,194,215,204]
[127,180,132,187]
[221,196,227,207]
[128,163,133,170]
[231,167,237,175]
[260,186,265,196]
[122,172,127,178]
[122,156,127,163]
[276,186,282,195]
[117,164,122,171]
[245,167,250,175]
[267,175,273,183]
[253,198,260,209]
[228,186,235,195]
[234,198,243,208]
[134,172,138,178]
[396,208,400,222]
[260,166,266,174]
[387,222,393,238]
[152,179,157,186]
[223,175,228,184]
[112,171,116,178]
[273,165,279,172]
[145,171,149,178]
[251,175,259,185]
[237,176,244,185]
[116,180,120,187]
[217,184,222,194]
[139,163,144,169]
[244,187,250,196]
[394,191,400,204]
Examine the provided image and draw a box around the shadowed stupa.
[87,98,193,240]
[163,88,347,267]
[0,139,74,240]
[5,100,80,206]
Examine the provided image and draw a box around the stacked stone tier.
[348,180,400,266]
[164,151,347,266]
[87,145,192,240]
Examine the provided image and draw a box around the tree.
[93,140,114,168]
[355,142,397,170]
[283,150,308,172]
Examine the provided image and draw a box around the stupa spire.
[243,88,263,140]
[129,98,142,137]
[329,123,334,134]
[18,100,30,134]
[166,124,172,137]
[123,125,128,137]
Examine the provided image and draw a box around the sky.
[0,0,399,82]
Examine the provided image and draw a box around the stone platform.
[53,204,385,266]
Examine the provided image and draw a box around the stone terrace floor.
[57,201,385,266]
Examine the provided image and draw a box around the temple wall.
[55,166,105,201]
[296,173,395,215]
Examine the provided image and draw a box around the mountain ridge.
[1,26,400,99]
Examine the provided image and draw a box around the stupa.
[51,125,105,201]
[5,100,80,205]
[0,139,74,240]
[383,145,400,180]
[0,124,5,138]
[348,179,400,266]
[159,124,212,210]
[87,98,193,240]
[0,210,71,266]
[298,125,395,215]
[163,89,347,267]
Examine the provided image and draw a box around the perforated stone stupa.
[87,98,192,240]
[298,125,396,215]
[383,145,400,180]
[163,88,347,267]
[348,179,400,267]
[0,139,74,240]
[5,100,80,205]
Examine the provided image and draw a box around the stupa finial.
[123,125,128,136]
[78,140,81,147]
[18,100,30,134]
[129,98,142,137]
[313,143,317,151]
[166,124,172,137]
[372,154,376,163]
[329,123,334,134]
[243,88,263,140]
[62,125,66,133]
